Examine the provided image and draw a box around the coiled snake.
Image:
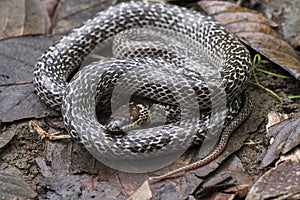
[33,1,252,181]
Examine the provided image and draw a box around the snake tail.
[149,91,252,182]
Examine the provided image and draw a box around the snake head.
[104,102,151,135]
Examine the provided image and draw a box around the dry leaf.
[54,0,116,33]
[265,111,288,132]
[261,115,300,168]
[39,0,59,18]
[0,125,16,149]
[0,36,59,123]
[262,0,300,49]
[195,156,251,199]
[0,0,50,40]
[198,1,300,80]
[128,181,152,200]
[247,155,300,200]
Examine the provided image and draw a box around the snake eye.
[105,117,129,135]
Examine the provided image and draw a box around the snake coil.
[34,2,252,179]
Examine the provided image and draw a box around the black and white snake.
[33,1,252,181]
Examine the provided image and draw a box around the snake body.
[33,2,252,179]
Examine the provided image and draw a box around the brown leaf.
[194,156,252,199]
[0,0,50,41]
[213,12,278,28]
[0,36,59,123]
[261,114,300,168]
[54,0,116,33]
[36,133,127,199]
[247,158,300,200]
[0,125,16,149]
[261,0,300,50]
[198,1,300,80]
[39,0,59,18]
[128,181,152,200]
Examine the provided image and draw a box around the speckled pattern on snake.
[33,1,252,181]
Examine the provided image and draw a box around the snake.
[33,1,252,181]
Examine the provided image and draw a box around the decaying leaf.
[261,114,300,168]
[261,0,300,50]
[0,36,59,123]
[194,155,252,199]
[265,111,288,132]
[247,153,300,200]
[0,0,50,41]
[198,1,300,80]
[39,0,60,18]
[128,181,152,200]
[0,125,16,149]
[54,0,116,33]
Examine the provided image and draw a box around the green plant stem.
[252,54,299,101]
[288,95,300,99]
[252,54,285,103]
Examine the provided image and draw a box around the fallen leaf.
[265,111,288,132]
[39,0,59,18]
[36,134,127,199]
[0,36,59,122]
[0,0,50,41]
[247,155,300,200]
[0,125,16,149]
[194,155,252,199]
[128,181,152,200]
[54,0,117,33]
[260,0,300,49]
[276,147,300,165]
[261,114,300,168]
[198,1,300,80]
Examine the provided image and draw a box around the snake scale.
[33,1,252,181]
